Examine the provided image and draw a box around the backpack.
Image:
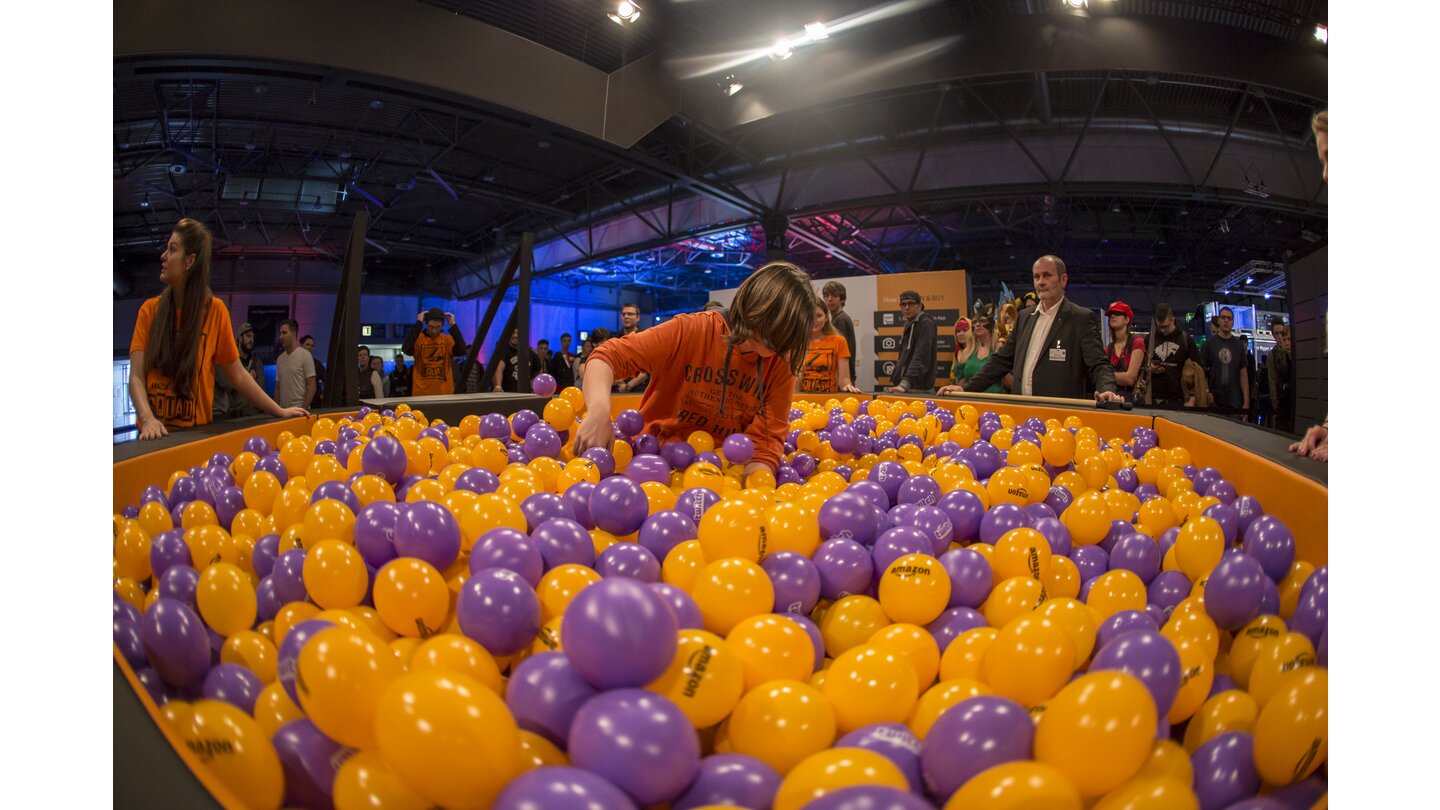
[1182,359,1213,409]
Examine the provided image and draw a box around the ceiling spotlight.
[608,1,641,25]
[1065,0,1087,8]
[719,74,743,96]
[804,22,829,41]
[139,196,150,208]
[1314,24,1328,44]
[769,38,794,61]
[1264,292,1272,299]
[1245,276,1254,285]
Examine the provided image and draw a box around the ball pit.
[114,392,1328,808]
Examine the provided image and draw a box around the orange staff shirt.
[130,296,240,429]
[798,334,852,393]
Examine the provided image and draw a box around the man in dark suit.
[940,255,1123,402]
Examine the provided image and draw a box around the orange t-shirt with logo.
[588,311,795,471]
[130,296,240,429]
[798,334,852,393]
[410,332,458,397]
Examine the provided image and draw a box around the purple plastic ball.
[1091,630,1183,715]
[532,518,596,570]
[523,423,563,460]
[638,510,698,562]
[272,719,351,810]
[940,548,994,608]
[1096,609,1159,651]
[1147,570,1191,617]
[762,551,822,615]
[590,477,649,536]
[309,480,360,514]
[896,475,942,506]
[454,467,501,495]
[1071,545,1110,582]
[1032,517,1073,558]
[202,663,263,714]
[392,500,461,570]
[598,543,662,583]
[562,481,597,530]
[506,652,599,746]
[568,690,701,806]
[926,606,987,653]
[872,526,934,574]
[978,502,1032,545]
[353,502,400,569]
[674,488,721,526]
[625,454,672,486]
[471,527,545,587]
[1242,516,1297,582]
[456,569,542,657]
[511,409,542,438]
[1110,533,1162,584]
[1192,732,1261,810]
[615,409,645,438]
[649,583,704,630]
[837,723,924,794]
[562,578,679,690]
[149,529,192,579]
[936,489,985,543]
[1204,553,1268,631]
[494,766,636,810]
[814,538,874,601]
[360,435,406,483]
[672,754,780,810]
[158,564,201,607]
[900,504,954,556]
[531,372,558,397]
[818,492,882,546]
[847,479,892,511]
[867,462,911,503]
[479,413,511,440]
[920,695,1034,799]
[521,492,576,533]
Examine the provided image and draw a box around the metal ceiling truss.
[438,70,1323,300]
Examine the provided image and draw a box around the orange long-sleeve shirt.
[588,311,796,471]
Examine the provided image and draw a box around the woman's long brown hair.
[145,218,214,399]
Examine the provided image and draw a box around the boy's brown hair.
[728,261,819,378]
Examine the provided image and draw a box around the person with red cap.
[1105,301,1146,402]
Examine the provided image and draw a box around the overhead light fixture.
[1264,293,1272,299]
[1314,24,1328,44]
[805,22,829,41]
[608,1,641,25]
[719,74,743,96]
[139,196,150,208]
[1065,0,1088,8]
[1246,276,1254,285]
[769,38,794,61]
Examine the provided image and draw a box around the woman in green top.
[959,305,1003,393]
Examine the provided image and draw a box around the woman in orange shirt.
[128,219,309,439]
[798,301,862,395]
[572,262,816,474]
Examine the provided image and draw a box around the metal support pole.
[324,208,368,405]
[516,232,534,390]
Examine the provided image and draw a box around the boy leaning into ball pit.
[572,261,818,475]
